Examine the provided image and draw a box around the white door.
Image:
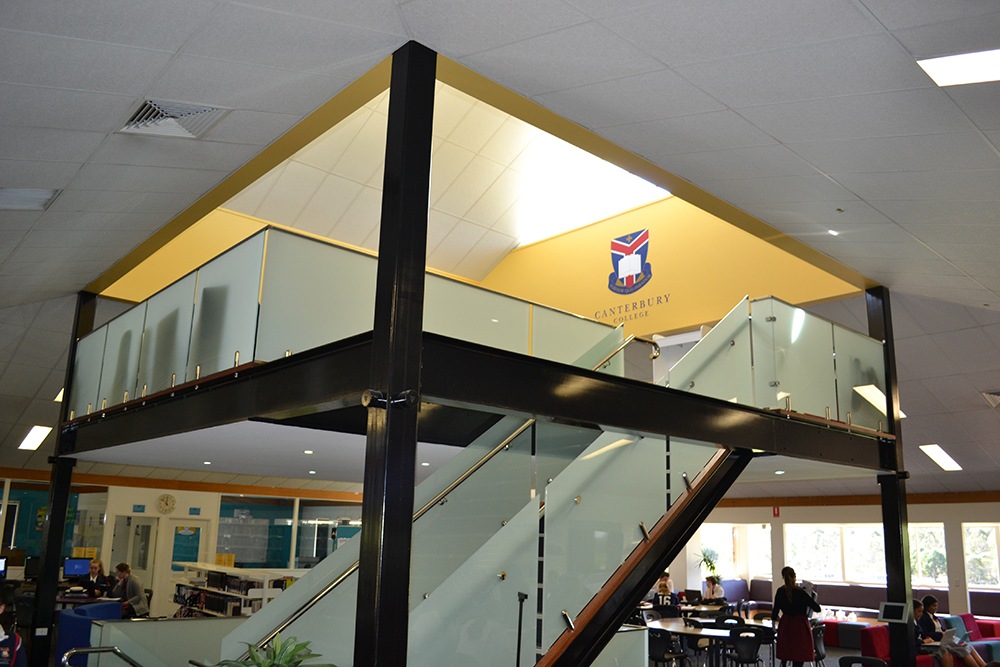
[110,515,159,587]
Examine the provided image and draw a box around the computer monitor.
[63,557,91,578]
[878,601,910,624]
[23,555,40,580]
[0,556,6,580]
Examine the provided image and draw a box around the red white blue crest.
[608,228,652,294]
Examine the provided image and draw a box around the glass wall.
[964,524,999,587]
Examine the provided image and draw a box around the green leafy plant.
[699,546,719,577]
[216,634,336,667]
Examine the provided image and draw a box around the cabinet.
[172,561,306,618]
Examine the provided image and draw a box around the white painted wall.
[102,486,222,617]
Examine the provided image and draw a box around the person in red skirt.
[774,566,821,667]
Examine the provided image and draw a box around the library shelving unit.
[172,561,307,618]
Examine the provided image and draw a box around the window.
[843,525,886,584]
[700,523,736,578]
[964,524,1000,587]
[786,524,844,581]
[747,523,772,579]
[910,524,947,586]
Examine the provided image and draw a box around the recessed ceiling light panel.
[19,425,52,450]
[917,48,1000,87]
[919,444,962,471]
[0,188,60,211]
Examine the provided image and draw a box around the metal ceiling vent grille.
[983,391,1000,409]
[120,99,229,138]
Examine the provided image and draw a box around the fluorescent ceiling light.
[18,425,52,450]
[853,384,907,419]
[774,470,786,475]
[919,444,962,471]
[54,388,64,402]
[917,48,1000,87]
[0,188,59,211]
[827,230,839,236]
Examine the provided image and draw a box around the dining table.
[646,617,775,667]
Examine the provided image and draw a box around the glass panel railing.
[69,326,108,418]
[425,274,530,355]
[668,438,722,508]
[833,323,888,431]
[187,233,265,379]
[534,305,624,375]
[96,302,146,408]
[256,229,376,361]
[135,273,197,397]
[667,296,753,403]
[750,298,837,416]
[592,627,647,667]
[92,617,245,667]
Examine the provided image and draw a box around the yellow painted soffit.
[85,56,392,299]
[437,56,875,291]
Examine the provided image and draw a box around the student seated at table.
[0,587,26,667]
[110,563,148,619]
[83,559,112,598]
[704,575,726,602]
[918,595,987,667]
[644,571,675,605]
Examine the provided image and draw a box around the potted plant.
[216,634,336,667]
[699,546,719,578]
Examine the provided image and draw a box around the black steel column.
[867,286,914,667]
[353,41,436,667]
[33,290,96,667]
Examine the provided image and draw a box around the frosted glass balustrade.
[96,303,147,408]
[833,324,888,431]
[135,274,197,396]
[69,327,108,418]
[425,275,531,355]
[751,298,837,417]
[187,233,265,379]
[256,230,376,361]
[668,296,753,403]
[534,305,625,375]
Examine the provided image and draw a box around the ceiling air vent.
[119,99,230,139]
[983,391,1000,409]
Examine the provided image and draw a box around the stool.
[836,622,868,649]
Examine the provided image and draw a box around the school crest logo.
[608,228,652,294]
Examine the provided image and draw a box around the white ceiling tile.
[400,0,587,58]
[743,201,893,228]
[429,141,476,205]
[447,102,507,153]
[427,220,487,273]
[294,174,366,238]
[675,33,931,109]
[0,84,135,133]
[434,155,505,219]
[0,29,173,95]
[255,162,328,225]
[461,22,663,97]
[147,55,349,116]
[834,170,1000,202]
[740,89,975,142]
[0,159,87,189]
[432,84,476,139]
[700,174,859,205]
[788,132,1000,174]
[869,199,1000,226]
[0,211,43,231]
[535,68,726,129]
[453,229,518,280]
[207,0,406,35]
[295,108,373,173]
[601,110,777,158]
[425,209,461,258]
[203,109,302,146]
[946,82,1000,133]
[0,363,47,398]
[892,12,1000,59]
[328,186,382,248]
[127,192,199,215]
[478,117,534,166]
[927,242,1000,265]
[899,224,1000,246]
[88,134,262,171]
[180,4,402,74]
[0,0,217,50]
[601,0,881,66]
[464,168,521,228]
[663,145,818,183]
[224,166,284,216]
[68,163,229,194]
[330,111,388,185]
[46,190,143,214]
[858,0,1000,31]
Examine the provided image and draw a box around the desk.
[679,604,726,616]
[55,596,117,611]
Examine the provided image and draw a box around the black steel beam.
[420,334,893,472]
[62,333,373,454]
[31,456,76,667]
[548,448,754,667]
[353,41,437,667]
[868,286,915,667]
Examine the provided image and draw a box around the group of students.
[915,595,991,667]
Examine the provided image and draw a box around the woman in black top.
[773,566,821,667]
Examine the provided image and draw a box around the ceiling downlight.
[120,99,230,139]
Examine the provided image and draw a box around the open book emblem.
[608,228,652,295]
